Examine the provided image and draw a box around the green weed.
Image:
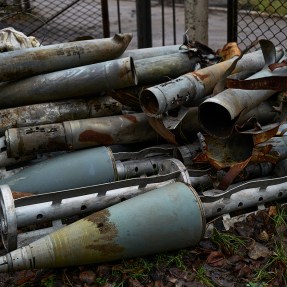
[195,266,216,287]
[211,228,247,254]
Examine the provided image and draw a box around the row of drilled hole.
[216,191,283,213]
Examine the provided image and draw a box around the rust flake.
[78,130,114,145]
[192,71,210,81]
[122,114,138,123]
[85,209,125,255]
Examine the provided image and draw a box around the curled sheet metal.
[0,33,132,82]
[148,107,201,144]
[193,124,279,189]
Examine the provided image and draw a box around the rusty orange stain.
[122,114,138,123]
[192,71,210,81]
[85,209,125,255]
[79,130,114,145]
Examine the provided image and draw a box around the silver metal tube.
[0,33,132,82]
[120,45,181,60]
[0,57,137,108]
[6,113,159,157]
[0,96,122,136]
[140,48,284,117]
[134,52,200,85]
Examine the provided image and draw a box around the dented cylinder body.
[0,57,137,108]
[0,182,205,271]
[0,96,122,136]
[6,113,159,157]
[140,48,284,117]
[199,67,286,138]
[0,33,132,82]
[0,146,117,193]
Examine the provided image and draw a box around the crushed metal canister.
[5,113,159,157]
[0,33,132,82]
[0,57,137,108]
[0,181,205,271]
[199,44,286,138]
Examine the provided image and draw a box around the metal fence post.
[184,0,208,45]
[136,0,152,48]
[227,0,238,42]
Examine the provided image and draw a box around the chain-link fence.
[0,0,109,45]
[237,0,287,49]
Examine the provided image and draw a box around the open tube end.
[199,102,236,138]
[140,88,162,117]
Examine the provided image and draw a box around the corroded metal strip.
[226,76,287,90]
[0,96,122,136]
[203,177,287,217]
[5,113,159,157]
[0,57,137,108]
[0,33,132,82]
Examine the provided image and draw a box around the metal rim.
[0,185,17,251]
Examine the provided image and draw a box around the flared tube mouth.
[140,88,162,116]
[199,102,237,138]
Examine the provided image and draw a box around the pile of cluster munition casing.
[0,34,285,272]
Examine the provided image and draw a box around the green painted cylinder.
[0,146,117,194]
[0,182,205,271]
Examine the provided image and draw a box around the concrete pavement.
[108,1,227,51]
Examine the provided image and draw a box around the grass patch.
[211,228,247,255]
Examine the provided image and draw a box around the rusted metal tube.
[120,45,181,60]
[0,96,122,136]
[140,48,284,117]
[6,113,159,158]
[0,182,205,271]
[199,67,286,138]
[0,33,132,82]
[0,57,137,108]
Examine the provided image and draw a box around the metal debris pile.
[0,30,285,272]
